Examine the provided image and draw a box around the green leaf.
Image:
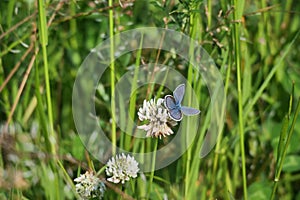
[71,135,85,160]
[248,181,272,200]
[149,182,166,200]
[282,155,300,173]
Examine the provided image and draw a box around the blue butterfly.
[164,84,200,121]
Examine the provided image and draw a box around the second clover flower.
[105,153,139,184]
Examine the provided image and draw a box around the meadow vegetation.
[0,0,300,199]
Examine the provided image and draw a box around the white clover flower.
[74,171,105,200]
[105,153,139,184]
[137,98,177,139]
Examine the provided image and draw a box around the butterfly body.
[164,84,200,121]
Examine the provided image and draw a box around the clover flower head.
[105,153,139,184]
[137,98,177,139]
[74,171,105,200]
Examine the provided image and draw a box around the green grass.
[1,0,300,199]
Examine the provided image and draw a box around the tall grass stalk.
[232,0,247,198]
[37,0,61,199]
[35,54,50,150]
[184,79,193,199]
[184,51,194,200]
[271,96,300,199]
[209,47,230,199]
[37,0,56,156]
[184,1,201,198]
[108,0,117,155]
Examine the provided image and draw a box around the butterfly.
[164,84,200,121]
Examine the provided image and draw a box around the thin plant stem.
[185,62,193,199]
[6,0,16,28]
[37,0,56,156]
[0,11,37,40]
[185,2,200,197]
[232,0,247,198]
[271,97,300,199]
[148,138,158,198]
[108,0,116,156]
[209,48,230,199]
[52,2,133,24]
[57,160,79,199]
[206,0,212,30]
[37,0,60,199]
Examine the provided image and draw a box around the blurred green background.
[0,0,300,199]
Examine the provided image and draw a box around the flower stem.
[148,138,158,198]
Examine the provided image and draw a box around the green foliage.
[248,180,272,200]
[0,0,300,199]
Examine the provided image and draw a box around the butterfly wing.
[173,84,185,105]
[164,95,177,110]
[168,108,183,121]
[164,95,183,121]
[181,106,200,116]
